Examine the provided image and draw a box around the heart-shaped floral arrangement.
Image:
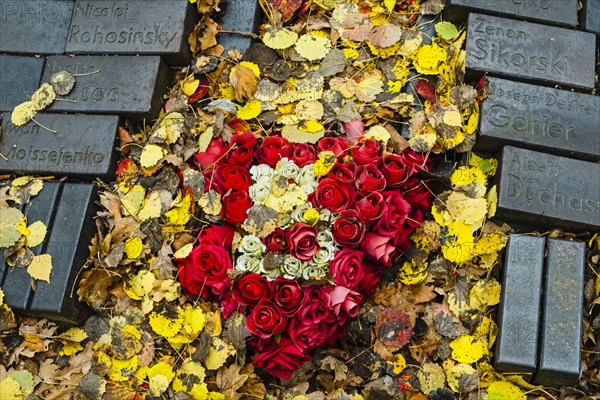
[176,131,432,379]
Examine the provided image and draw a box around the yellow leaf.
[450,166,487,187]
[1,207,25,248]
[121,185,146,217]
[364,125,391,143]
[25,221,46,248]
[449,335,488,363]
[445,363,477,393]
[149,307,185,338]
[295,33,331,61]
[0,377,22,400]
[11,101,37,126]
[138,191,163,221]
[165,193,192,225]
[446,191,487,227]
[109,356,139,382]
[355,76,384,102]
[466,111,479,134]
[441,221,475,264]
[469,279,501,311]
[487,381,526,400]
[27,254,52,283]
[298,120,324,134]
[263,27,298,49]
[125,237,144,259]
[486,185,498,218]
[8,371,34,397]
[198,126,214,153]
[58,327,88,356]
[173,243,194,259]
[0,288,4,305]
[398,260,428,285]
[198,190,222,216]
[237,99,261,120]
[468,153,497,176]
[389,354,406,374]
[313,152,337,177]
[140,144,165,168]
[417,362,446,394]
[31,83,56,111]
[443,110,462,127]
[413,44,447,75]
[124,270,155,300]
[182,75,200,96]
[148,361,175,396]
[295,100,324,121]
[282,125,325,144]
[204,337,234,370]
[383,0,396,12]
[173,361,208,399]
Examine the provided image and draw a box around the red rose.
[205,163,251,195]
[329,286,363,325]
[329,248,365,291]
[227,132,257,168]
[287,142,317,167]
[326,162,356,185]
[198,225,234,250]
[374,191,411,237]
[264,228,288,253]
[246,299,287,339]
[286,222,320,261]
[221,190,252,224]
[352,138,381,165]
[402,178,432,211]
[355,164,386,194]
[288,317,328,352]
[381,150,427,188]
[360,232,396,266]
[273,277,305,316]
[332,210,365,247]
[299,286,335,325]
[317,136,349,159]
[233,273,273,306]
[256,136,289,167]
[394,209,424,252]
[177,242,232,299]
[220,293,239,319]
[355,192,385,223]
[194,138,225,169]
[310,178,355,213]
[252,337,310,380]
[357,261,380,296]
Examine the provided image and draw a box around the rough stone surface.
[496,146,600,232]
[0,0,75,54]
[0,55,45,112]
[66,0,197,66]
[41,55,173,117]
[0,113,120,179]
[446,0,578,27]
[582,0,600,35]
[477,77,600,161]
[214,0,262,55]
[466,13,596,90]
[533,239,585,387]
[493,235,545,376]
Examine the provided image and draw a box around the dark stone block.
[477,77,600,161]
[0,0,75,54]
[0,55,45,112]
[65,0,198,67]
[41,55,173,118]
[28,183,97,323]
[533,239,585,386]
[2,183,61,312]
[582,0,600,35]
[215,0,262,55]
[493,235,545,376]
[446,0,578,27]
[496,146,600,232]
[465,13,596,90]
[0,113,120,179]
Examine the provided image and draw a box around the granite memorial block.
[477,77,600,161]
[445,0,578,27]
[215,0,262,55]
[66,0,198,66]
[0,55,45,112]
[582,0,600,35]
[466,13,596,90]
[533,239,585,386]
[0,0,75,54]
[0,113,120,179]
[41,55,172,118]
[496,146,600,232]
[494,235,545,376]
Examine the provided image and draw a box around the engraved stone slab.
[496,146,600,232]
[0,113,119,179]
[582,0,600,35]
[494,235,545,376]
[466,13,596,90]
[0,0,75,54]
[66,0,197,66]
[446,0,578,27]
[477,77,600,161]
[533,239,585,386]
[0,55,45,112]
[41,55,172,117]
[215,0,262,55]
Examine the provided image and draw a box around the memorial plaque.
[477,77,600,161]
[0,0,74,54]
[28,183,97,323]
[582,0,600,35]
[0,55,45,112]
[215,0,262,55]
[533,239,585,386]
[0,113,120,179]
[466,14,596,90]
[41,55,172,117]
[494,235,545,376]
[446,0,578,27]
[496,146,600,232]
[66,0,197,66]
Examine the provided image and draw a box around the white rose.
[248,177,272,203]
[276,158,300,181]
[250,164,276,181]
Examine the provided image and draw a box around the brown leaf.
[342,13,374,42]
[370,23,402,47]
[78,268,118,309]
[201,16,220,51]
[230,64,259,102]
[384,124,409,153]
[216,364,249,399]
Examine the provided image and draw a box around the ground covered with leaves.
[1,0,600,399]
